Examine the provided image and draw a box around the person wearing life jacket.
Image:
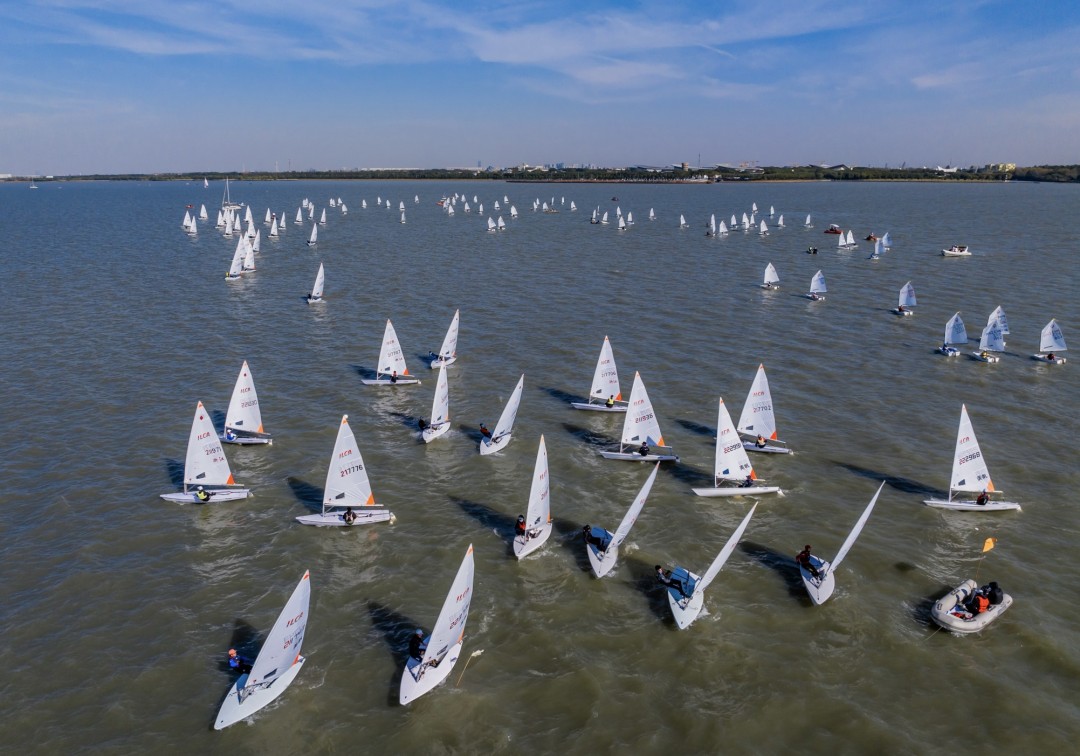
[343,507,356,525]
[195,486,212,503]
[984,581,1004,605]
[655,565,689,597]
[756,435,767,448]
[515,515,527,539]
[638,441,650,457]
[976,490,989,506]
[228,649,252,674]
[408,629,426,662]
[390,371,398,384]
[795,545,820,578]
[479,423,492,441]
[605,395,615,408]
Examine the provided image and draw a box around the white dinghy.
[361,320,421,385]
[400,544,475,705]
[214,571,311,729]
[429,309,460,368]
[570,335,627,412]
[737,364,790,454]
[297,415,395,526]
[223,361,271,445]
[805,270,827,301]
[987,305,1010,345]
[225,238,244,281]
[931,579,1013,634]
[666,504,757,630]
[161,401,251,503]
[514,436,553,559]
[970,322,1004,363]
[421,366,451,443]
[679,214,688,229]
[306,223,317,247]
[804,213,813,228]
[586,462,658,578]
[306,263,325,304]
[892,281,916,316]
[1032,318,1067,363]
[760,263,780,290]
[479,374,524,455]
[923,405,1021,511]
[941,244,971,257]
[799,481,884,605]
[937,312,966,356]
[693,396,782,497]
[599,372,679,462]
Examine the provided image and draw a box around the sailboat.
[296,415,394,526]
[922,405,1021,511]
[666,504,757,630]
[759,219,769,236]
[264,208,272,225]
[626,211,634,225]
[497,216,506,231]
[799,481,884,605]
[804,214,813,228]
[221,177,243,211]
[1032,319,1067,362]
[679,214,688,229]
[510,205,518,219]
[268,218,279,238]
[480,374,524,455]
[486,217,496,232]
[161,401,251,502]
[319,208,327,225]
[693,396,782,496]
[760,263,780,290]
[214,571,311,729]
[400,211,407,224]
[649,208,656,221]
[839,230,856,249]
[361,320,421,385]
[203,177,209,189]
[737,364,790,454]
[617,215,627,231]
[199,204,208,221]
[586,463,658,578]
[599,372,679,462]
[730,214,738,231]
[225,238,245,280]
[869,239,882,260]
[400,544,474,704]
[591,209,599,225]
[514,436,553,559]
[777,214,784,228]
[769,205,775,216]
[421,366,451,443]
[306,223,318,247]
[601,211,609,225]
[880,231,891,248]
[241,236,257,273]
[223,361,271,445]
[571,201,577,211]
[570,336,627,412]
[294,207,304,225]
[892,281,916,316]
[706,214,717,237]
[429,309,460,368]
[987,306,1010,343]
[805,270,827,300]
[717,219,729,235]
[971,322,1004,362]
[741,212,750,230]
[306,263,325,304]
[936,312,966,356]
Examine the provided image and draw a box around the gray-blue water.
[1,179,1077,753]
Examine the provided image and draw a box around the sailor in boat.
[516,515,528,539]
[582,524,609,551]
[807,246,817,254]
[227,648,252,674]
[1047,352,1057,362]
[795,545,820,578]
[390,371,398,384]
[409,629,427,663]
[638,441,650,457]
[897,305,905,313]
[479,423,493,442]
[196,486,212,503]
[343,508,357,525]
[418,417,428,432]
[976,491,989,506]
[740,474,754,488]
[865,233,877,241]
[755,435,767,449]
[606,395,615,408]
[655,565,689,598]
[224,428,237,442]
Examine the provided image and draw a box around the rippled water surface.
[1,179,1077,753]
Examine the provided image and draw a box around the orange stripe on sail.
[750,470,758,481]
[365,493,375,506]
[986,480,996,493]
[657,436,665,447]
[257,424,264,434]
[226,473,236,485]
[769,431,778,440]
[615,392,623,401]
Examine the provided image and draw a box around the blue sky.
[2,1,1079,175]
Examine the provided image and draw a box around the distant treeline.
[17,165,1080,183]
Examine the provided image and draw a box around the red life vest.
[974,594,989,613]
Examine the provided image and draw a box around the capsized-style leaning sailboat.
[586,462,658,578]
[361,320,421,385]
[737,364,790,454]
[666,503,757,630]
[296,415,395,526]
[514,435,552,559]
[400,544,474,705]
[161,401,251,502]
[480,374,524,455]
[214,570,311,729]
[599,372,678,462]
[570,335,627,412]
[922,405,1021,511]
[222,360,271,445]
[692,396,782,496]
[421,366,451,443]
[799,481,884,605]
[429,309,460,368]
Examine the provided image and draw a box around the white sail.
[323,415,377,511]
[714,397,755,483]
[737,364,780,443]
[810,270,827,295]
[570,201,577,211]
[401,211,406,224]
[979,323,1005,352]
[497,216,506,230]
[708,214,717,236]
[830,481,884,573]
[203,178,209,189]
[399,201,405,211]
[769,205,775,216]
[752,202,758,213]
[483,374,524,452]
[487,217,496,232]
[626,211,634,225]
[243,206,253,226]
[269,218,279,238]
[319,208,327,225]
[880,231,891,248]
[762,263,780,288]
[591,336,622,402]
[309,263,325,301]
[264,208,271,224]
[777,214,784,227]
[617,215,626,231]
[804,213,812,227]
[226,238,245,278]
[846,230,856,247]
[429,309,460,368]
[951,405,994,493]
[182,210,192,229]
[898,281,917,308]
[295,207,303,224]
[307,223,318,246]
[944,312,966,345]
[612,462,656,549]
[520,435,551,541]
[224,361,268,442]
[679,214,688,228]
[730,214,738,229]
[648,208,655,221]
[375,319,411,379]
[694,503,758,596]
[423,365,451,442]
[741,212,750,229]
[601,211,609,224]
[242,237,256,272]
[988,305,1010,334]
[199,204,208,220]
[1040,319,1067,352]
[621,372,665,447]
[186,401,237,488]
[308,204,315,220]
[759,219,768,235]
[510,205,518,218]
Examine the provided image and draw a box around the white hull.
[306,296,324,304]
[969,352,1000,363]
[599,450,679,462]
[429,356,457,369]
[160,489,250,503]
[222,432,272,446]
[295,509,394,526]
[1032,354,1066,363]
[930,580,1013,634]
[937,346,961,357]
[666,578,704,630]
[892,309,914,317]
[422,423,451,443]
[399,642,461,705]
[587,539,618,578]
[214,658,305,730]
[691,484,782,497]
[479,434,511,455]
[799,557,835,605]
[941,249,971,257]
[922,497,1021,512]
[360,377,421,386]
[513,522,553,559]
[805,294,825,301]
[569,401,628,412]
[741,440,790,454]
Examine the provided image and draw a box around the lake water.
[1,179,1077,753]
